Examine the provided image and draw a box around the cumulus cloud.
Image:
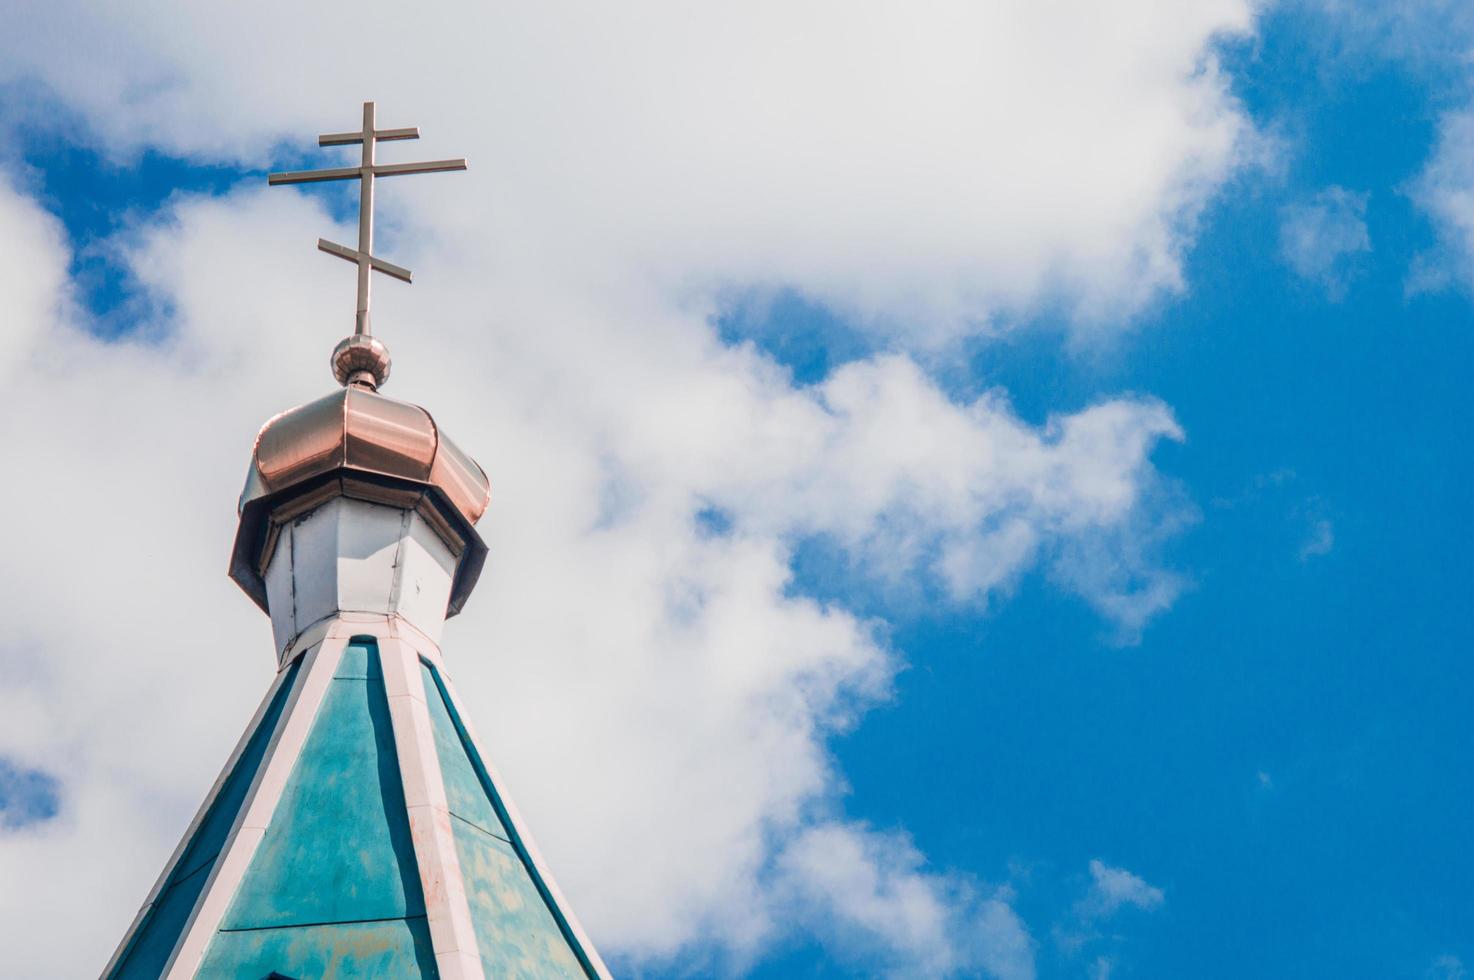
[1079,860,1166,920]
[1410,109,1474,295]
[1293,0,1474,72]
[1429,954,1468,980]
[0,1,1248,974]
[1054,860,1165,972]
[0,164,68,365]
[1279,186,1370,299]
[777,822,1034,980]
[0,170,1189,978]
[1298,517,1335,560]
[1,0,1257,343]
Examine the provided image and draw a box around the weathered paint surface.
[198,640,430,976]
[197,917,437,979]
[110,659,303,980]
[453,826,588,977]
[421,662,592,978]
[422,661,511,844]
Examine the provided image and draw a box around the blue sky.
[1,2,1472,978]
[808,11,1474,977]
[742,8,1474,975]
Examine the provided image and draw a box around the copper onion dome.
[229,385,490,617]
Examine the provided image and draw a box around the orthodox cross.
[268,102,466,378]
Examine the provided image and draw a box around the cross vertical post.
[268,101,467,388]
[357,100,376,337]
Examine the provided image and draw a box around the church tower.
[102,104,610,979]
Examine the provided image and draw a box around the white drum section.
[263,496,459,656]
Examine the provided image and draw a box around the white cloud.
[0,170,68,367]
[1411,109,1474,295]
[1429,954,1468,980]
[0,1,1249,973]
[1080,860,1166,920]
[777,822,1035,980]
[1054,861,1164,973]
[0,171,1191,977]
[1298,517,1335,560]
[0,0,1258,343]
[1294,0,1474,73]
[1279,186,1370,299]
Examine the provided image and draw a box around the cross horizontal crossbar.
[319,126,419,146]
[268,165,360,185]
[373,159,468,178]
[268,159,468,185]
[318,239,413,283]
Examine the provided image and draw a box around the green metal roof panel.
[421,660,598,978]
[204,640,428,972]
[194,915,437,979]
[452,822,587,977]
[422,659,510,843]
[109,658,303,980]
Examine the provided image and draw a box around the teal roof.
[110,658,302,980]
[107,639,602,979]
[198,643,435,977]
[422,661,595,977]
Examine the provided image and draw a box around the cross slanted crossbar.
[269,101,467,340]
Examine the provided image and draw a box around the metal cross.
[269,101,467,339]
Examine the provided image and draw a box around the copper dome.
[230,386,491,617]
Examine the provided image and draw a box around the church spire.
[103,103,609,980]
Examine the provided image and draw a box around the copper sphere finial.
[331,334,392,389]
